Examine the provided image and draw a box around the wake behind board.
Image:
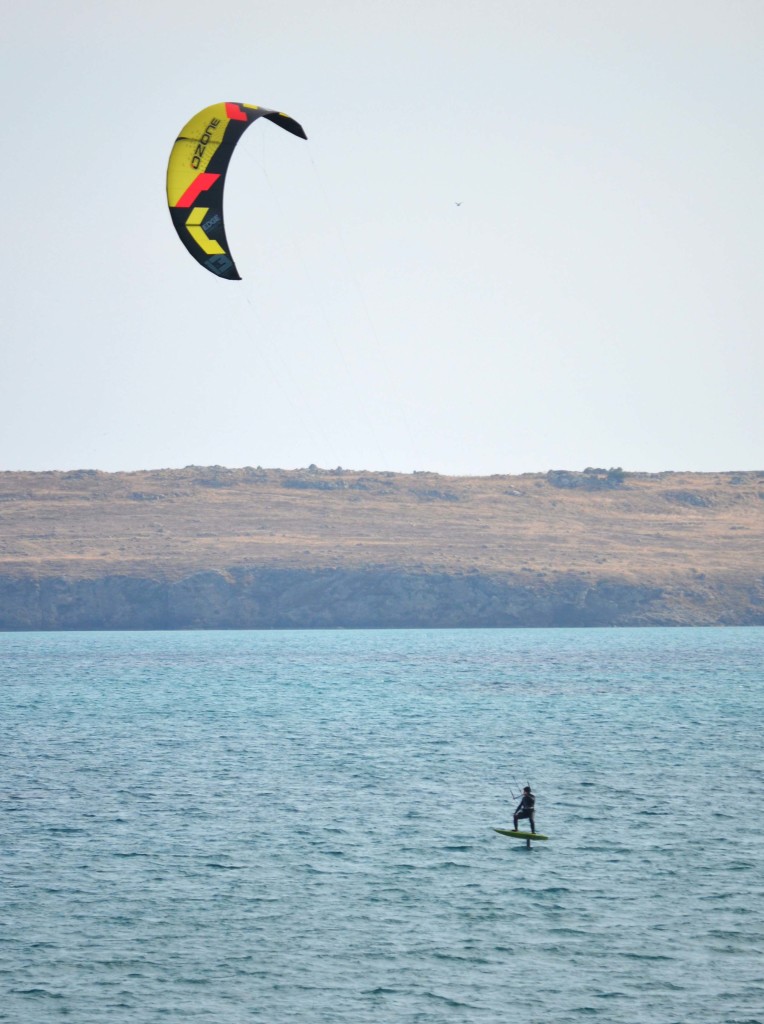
[493,828,549,845]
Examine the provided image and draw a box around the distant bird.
[455,202,462,206]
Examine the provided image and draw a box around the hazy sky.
[2,1,762,476]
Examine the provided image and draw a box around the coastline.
[1,466,762,630]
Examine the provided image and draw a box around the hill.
[0,466,762,629]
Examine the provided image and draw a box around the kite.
[166,102,307,280]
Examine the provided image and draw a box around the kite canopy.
[166,102,307,280]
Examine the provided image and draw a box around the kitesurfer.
[513,785,536,833]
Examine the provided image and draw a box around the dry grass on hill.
[1,466,762,587]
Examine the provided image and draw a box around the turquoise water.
[1,627,762,1023]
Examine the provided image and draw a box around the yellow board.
[493,828,549,840]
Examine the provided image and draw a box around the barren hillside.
[1,466,762,629]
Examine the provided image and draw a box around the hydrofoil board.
[493,828,549,841]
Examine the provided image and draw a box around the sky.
[2,0,762,476]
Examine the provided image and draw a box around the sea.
[1,627,762,1024]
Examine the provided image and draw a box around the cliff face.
[0,569,680,630]
[1,467,762,629]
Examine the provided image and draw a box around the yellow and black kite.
[166,102,307,280]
